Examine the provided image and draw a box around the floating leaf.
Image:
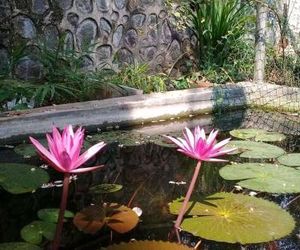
[0,163,50,194]
[14,140,47,157]
[0,242,42,250]
[21,221,56,245]
[230,129,286,142]
[227,140,285,159]
[37,208,74,223]
[89,184,123,194]
[278,153,300,167]
[88,131,146,146]
[219,163,300,193]
[73,203,139,234]
[169,192,295,244]
[106,241,193,250]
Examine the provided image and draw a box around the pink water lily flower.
[165,126,235,162]
[30,125,106,174]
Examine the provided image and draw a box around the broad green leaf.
[219,163,300,193]
[278,153,300,167]
[21,221,56,245]
[0,242,42,250]
[14,139,47,157]
[169,192,295,244]
[73,203,139,234]
[38,208,74,223]
[227,140,285,159]
[89,184,123,194]
[106,241,193,250]
[0,163,49,194]
[230,129,286,142]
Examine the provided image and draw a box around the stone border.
[0,82,299,142]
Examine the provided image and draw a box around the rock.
[31,0,49,14]
[76,18,98,50]
[115,0,126,9]
[96,45,112,61]
[0,0,11,21]
[75,0,93,14]
[125,29,138,48]
[131,13,146,28]
[159,10,167,19]
[64,31,74,51]
[111,11,119,22]
[99,18,112,36]
[96,0,110,12]
[140,46,157,61]
[122,15,129,24]
[43,25,59,50]
[0,48,9,74]
[13,15,37,39]
[112,25,124,47]
[115,48,134,66]
[168,39,181,60]
[79,55,94,71]
[57,0,73,10]
[67,12,79,27]
[161,20,172,44]
[14,57,43,81]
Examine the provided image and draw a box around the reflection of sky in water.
[0,109,299,249]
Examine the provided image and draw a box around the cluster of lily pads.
[0,128,299,249]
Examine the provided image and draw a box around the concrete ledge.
[0,82,299,142]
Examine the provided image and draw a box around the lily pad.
[278,153,300,167]
[89,184,123,194]
[73,203,139,234]
[106,241,193,250]
[219,163,300,193]
[0,163,50,194]
[88,131,146,146]
[14,139,47,157]
[0,242,42,250]
[227,140,285,159]
[37,208,74,223]
[169,192,295,244]
[20,221,56,245]
[230,129,286,142]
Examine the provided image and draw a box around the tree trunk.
[254,2,268,83]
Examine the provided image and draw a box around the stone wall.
[0,0,195,80]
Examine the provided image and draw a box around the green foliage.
[187,0,254,84]
[169,192,295,244]
[230,128,286,142]
[107,241,193,250]
[110,64,167,93]
[0,242,42,250]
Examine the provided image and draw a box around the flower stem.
[174,161,202,243]
[52,173,70,250]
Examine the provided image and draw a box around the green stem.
[52,173,70,250]
[174,161,202,243]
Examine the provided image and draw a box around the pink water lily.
[165,126,235,162]
[30,125,106,174]
[165,126,235,243]
[30,125,106,250]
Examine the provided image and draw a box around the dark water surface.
[0,109,299,249]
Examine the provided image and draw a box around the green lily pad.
[0,163,50,194]
[89,184,123,194]
[20,221,56,245]
[169,192,295,244]
[14,139,47,157]
[0,242,42,250]
[37,208,74,223]
[106,241,193,250]
[88,131,146,146]
[278,153,300,167]
[230,129,286,142]
[228,140,285,159]
[219,163,300,193]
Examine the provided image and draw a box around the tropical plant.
[30,125,106,250]
[189,0,253,68]
[165,126,235,242]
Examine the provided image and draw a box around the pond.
[0,109,299,250]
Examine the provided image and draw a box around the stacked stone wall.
[0,0,195,80]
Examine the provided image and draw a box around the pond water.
[0,109,299,250]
